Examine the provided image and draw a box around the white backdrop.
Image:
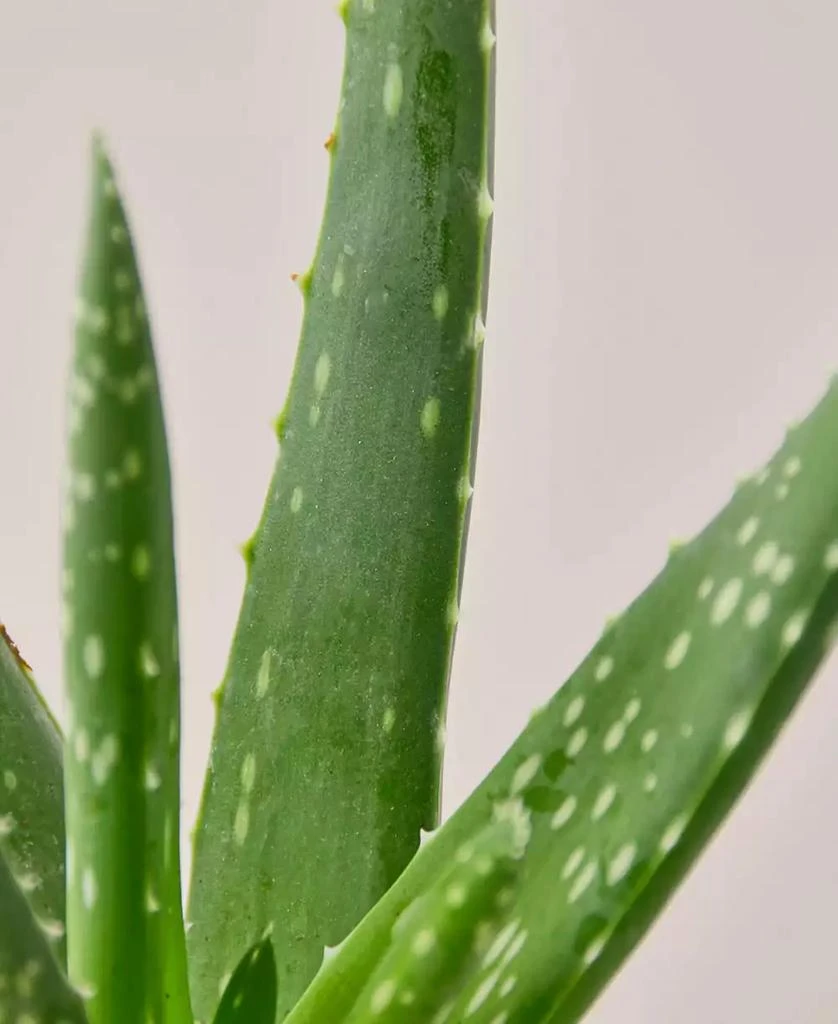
[1,2,838,1020]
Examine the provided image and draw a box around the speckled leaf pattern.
[0,852,87,1023]
[342,801,530,1024]
[284,376,838,1024]
[0,631,67,959]
[211,936,277,1024]
[0,630,85,1020]
[187,1,495,1019]
[62,139,191,1024]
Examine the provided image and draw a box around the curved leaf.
[212,936,277,1024]
[285,376,838,1023]
[0,626,68,963]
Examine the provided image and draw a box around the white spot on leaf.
[594,656,614,681]
[420,398,441,439]
[511,755,541,795]
[781,609,808,648]
[603,720,626,753]
[256,650,272,698]
[783,455,801,478]
[567,727,587,757]
[132,546,151,580]
[139,641,160,678]
[753,541,779,576]
[383,64,404,118]
[568,860,598,904]
[551,795,577,830]
[234,803,250,845]
[412,929,436,957]
[371,978,397,1014]
[432,285,449,321]
[241,753,257,794]
[561,846,585,881]
[563,696,585,727]
[664,631,691,669]
[91,735,119,786]
[314,354,332,395]
[624,698,641,723]
[606,843,637,885]
[592,783,617,821]
[723,708,753,751]
[711,578,743,625]
[660,815,688,853]
[771,554,795,586]
[82,868,98,909]
[736,517,760,546]
[745,591,772,629]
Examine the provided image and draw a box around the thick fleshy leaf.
[284,376,838,1024]
[211,936,277,1024]
[62,137,191,1024]
[0,628,85,1021]
[0,627,67,961]
[342,799,530,1024]
[0,852,86,1023]
[187,1,496,1019]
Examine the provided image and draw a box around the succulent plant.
[1,2,836,1023]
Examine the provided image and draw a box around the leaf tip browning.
[0,623,32,674]
[290,268,313,297]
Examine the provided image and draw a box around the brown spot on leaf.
[0,624,32,673]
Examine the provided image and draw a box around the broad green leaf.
[187,1,496,1019]
[284,376,838,1023]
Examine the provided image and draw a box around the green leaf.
[61,137,191,1024]
[283,376,838,1024]
[342,800,530,1024]
[0,628,84,1020]
[0,852,87,1023]
[211,936,277,1024]
[0,627,68,960]
[187,1,495,1019]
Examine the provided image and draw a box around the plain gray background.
[2,2,838,1020]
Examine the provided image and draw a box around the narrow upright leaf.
[285,376,838,1024]
[62,138,191,1024]
[187,1,496,1019]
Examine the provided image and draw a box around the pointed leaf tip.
[212,937,277,1024]
[65,140,191,1023]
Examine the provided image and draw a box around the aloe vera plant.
[0,3,836,1024]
